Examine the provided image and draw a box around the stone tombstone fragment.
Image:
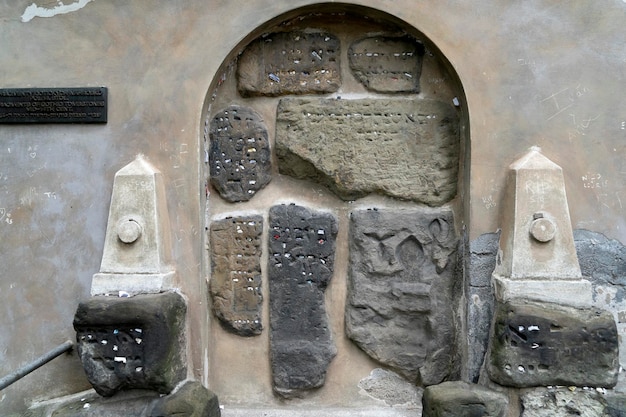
[209,105,271,202]
[209,215,263,336]
[487,299,619,388]
[422,381,508,417]
[349,35,425,93]
[346,208,458,385]
[237,31,341,96]
[520,387,611,417]
[276,98,459,205]
[268,204,338,397]
[73,292,187,397]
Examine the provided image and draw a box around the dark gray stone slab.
[268,204,337,398]
[349,36,424,93]
[487,299,619,388]
[276,98,459,205]
[209,105,271,202]
[73,292,186,397]
[520,387,611,417]
[210,216,263,336]
[346,208,458,384]
[422,381,508,417]
[237,31,341,97]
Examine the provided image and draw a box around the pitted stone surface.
[276,98,459,205]
[422,381,508,417]
[73,292,186,397]
[209,105,271,202]
[268,204,337,397]
[346,208,458,384]
[348,36,424,93]
[520,387,611,417]
[210,216,263,336]
[487,299,619,388]
[237,31,340,97]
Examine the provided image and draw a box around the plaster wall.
[0,0,624,415]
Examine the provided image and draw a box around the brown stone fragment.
[237,31,341,96]
[276,98,459,205]
[210,216,263,336]
[422,381,508,417]
[349,35,425,93]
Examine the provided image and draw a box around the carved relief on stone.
[268,204,337,397]
[276,98,459,206]
[73,292,186,397]
[209,215,263,336]
[237,31,341,97]
[349,35,425,93]
[346,208,458,385]
[209,105,271,202]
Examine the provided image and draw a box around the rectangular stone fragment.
[210,215,263,336]
[276,98,459,205]
[268,204,337,398]
[237,31,340,96]
[487,299,619,388]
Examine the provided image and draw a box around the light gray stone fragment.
[268,204,337,398]
[422,381,508,417]
[237,31,340,97]
[210,216,263,336]
[487,299,619,388]
[276,98,459,205]
[346,208,458,384]
[209,105,271,202]
[358,368,422,408]
[520,387,611,417]
[349,36,424,93]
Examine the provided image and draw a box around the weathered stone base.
[492,274,593,307]
[422,381,508,417]
[90,271,176,296]
[520,387,611,417]
[487,299,619,388]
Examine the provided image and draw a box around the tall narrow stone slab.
[349,36,425,93]
[268,204,337,397]
[209,215,263,336]
[91,155,175,295]
[492,147,592,305]
[237,31,341,97]
[346,208,458,384]
[276,98,459,205]
[209,105,271,202]
[487,299,619,388]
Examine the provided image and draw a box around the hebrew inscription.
[237,31,341,96]
[268,204,337,397]
[276,98,459,205]
[487,299,619,388]
[210,216,263,336]
[349,36,425,93]
[346,208,458,384]
[209,105,271,202]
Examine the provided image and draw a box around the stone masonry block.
[276,98,459,205]
[237,31,340,97]
[487,299,619,388]
[346,208,458,384]
[209,216,263,336]
[349,35,425,93]
[422,381,508,417]
[209,105,271,202]
[73,292,187,397]
[268,204,337,397]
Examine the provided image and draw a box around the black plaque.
[0,87,107,123]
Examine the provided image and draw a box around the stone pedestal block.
[346,208,457,384]
[422,381,508,417]
[276,98,459,205]
[487,299,619,388]
[73,292,187,397]
[209,106,271,202]
[349,36,425,93]
[209,216,263,336]
[268,204,337,397]
[237,31,341,96]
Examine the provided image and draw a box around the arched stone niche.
[201,3,469,409]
